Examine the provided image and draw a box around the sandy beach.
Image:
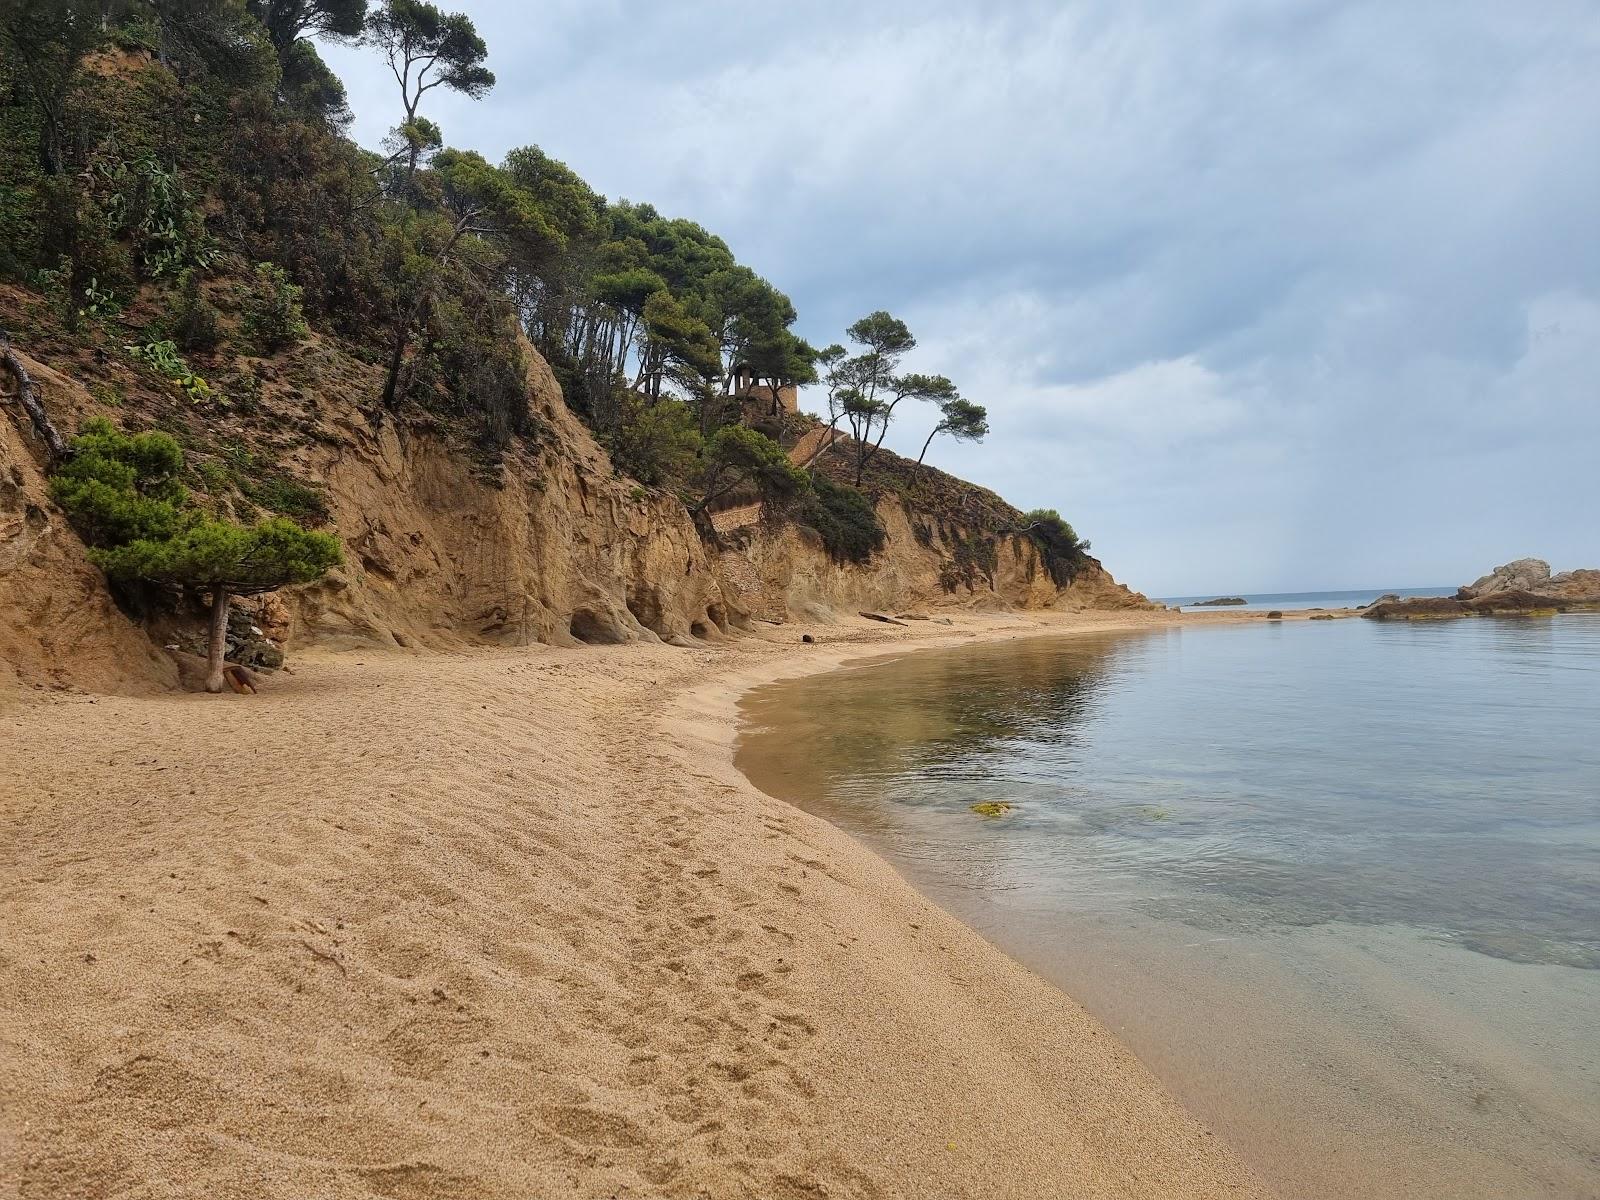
[1,608,1274,1199]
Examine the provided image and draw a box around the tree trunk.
[1,333,69,464]
[205,586,230,694]
[917,426,940,465]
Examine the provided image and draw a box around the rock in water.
[1193,596,1247,606]
[1364,560,1600,620]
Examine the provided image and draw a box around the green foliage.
[366,0,495,105]
[696,425,806,515]
[169,269,223,353]
[247,0,367,59]
[49,417,187,547]
[128,340,216,403]
[196,440,332,523]
[240,262,309,353]
[52,418,341,594]
[32,258,79,328]
[92,515,341,593]
[366,0,494,186]
[821,313,968,484]
[1023,508,1090,586]
[0,0,102,178]
[799,475,885,565]
[918,394,989,464]
[278,39,354,126]
[609,395,703,488]
[92,154,217,279]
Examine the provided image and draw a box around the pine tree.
[52,419,342,692]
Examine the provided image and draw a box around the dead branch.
[0,331,68,465]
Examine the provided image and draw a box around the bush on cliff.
[608,394,703,488]
[692,425,806,517]
[800,475,885,564]
[1023,508,1090,586]
[239,262,308,354]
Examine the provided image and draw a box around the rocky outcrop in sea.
[1363,559,1600,620]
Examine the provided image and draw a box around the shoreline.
[2,606,1272,1198]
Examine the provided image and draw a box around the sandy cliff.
[1,331,1147,694]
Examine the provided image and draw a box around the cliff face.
[1,334,1148,695]
[0,354,179,698]
[281,350,726,652]
[722,501,1145,621]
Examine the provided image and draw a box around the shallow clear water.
[1159,585,1453,611]
[736,616,1600,1199]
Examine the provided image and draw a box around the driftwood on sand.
[859,611,908,626]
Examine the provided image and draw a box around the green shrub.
[169,269,223,353]
[695,425,807,515]
[195,459,232,493]
[240,262,308,353]
[1024,508,1090,586]
[800,475,885,564]
[48,418,188,547]
[128,340,215,403]
[242,473,331,524]
[90,515,341,597]
[609,395,703,488]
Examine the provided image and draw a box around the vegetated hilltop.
[0,1,1147,694]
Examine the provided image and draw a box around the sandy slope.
[0,610,1270,1199]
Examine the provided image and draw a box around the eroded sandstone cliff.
[1,332,1148,695]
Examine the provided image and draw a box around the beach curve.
[1,608,1269,1198]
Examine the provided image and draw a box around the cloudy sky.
[324,1,1599,596]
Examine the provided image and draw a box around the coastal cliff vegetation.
[0,0,1120,686]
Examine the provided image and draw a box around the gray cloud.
[323,0,1600,594]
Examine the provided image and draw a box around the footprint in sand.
[539,1103,645,1149]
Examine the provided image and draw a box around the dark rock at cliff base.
[1194,596,1247,606]
[231,638,284,670]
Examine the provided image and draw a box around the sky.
[323,1,1600,596]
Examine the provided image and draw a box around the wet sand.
[0,608,1267,1199]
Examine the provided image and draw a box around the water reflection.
[739,619,1600,970]
[737,616,1600,1200]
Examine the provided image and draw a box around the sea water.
[736,615,1600,1199]
[1158,586,1454,612]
